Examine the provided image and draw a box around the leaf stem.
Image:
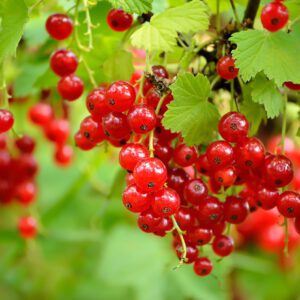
[283,217,289,256]
[243,0,261,28]
[171,215,187,270]
[82,0,94,50]
[29,0,44,12]
[229,0,241,27]
[81,56,97,88]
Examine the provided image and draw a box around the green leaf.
[107,0,152,14]
[240,85,266,135]
[251,73,283,119]
[230,29,300,86]
[131,0,209,52]
[162,73,219,145]
[0,0,28,63]
[103,49,134,81]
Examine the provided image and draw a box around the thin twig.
[229,0,241,27]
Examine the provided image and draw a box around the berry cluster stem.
[81,56,97,88]
[82,0,94,50]
[171,215,187,270]
[0,63,9,109]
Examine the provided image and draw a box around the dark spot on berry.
[231,215,238,220]
[120,139,127,145]
[210,213,218,221]
[126,202,132,208]
[88,102,94,110]
[155,126,162,134]
[217,177,223,183]
[142,224,149,230]
[104,131,110,137]
[112,20,119,27]
[84,132,90,139]
[245,160,253,167]
[228,66,235,73]
[201,269,208,274]
[163,207,171,213]
[271,18,279,25]
[200,168,207,174]
[140,124,148,131]
[287,207,294,214]
[275,179,282,185]
[197,239,204,245]
[230,122,237,131]
[109,99,115,105]
[218,241,225,248]
[148,181,155,188]
[214,157,221,165]
[185,154,192,161]
[193,184,201,191]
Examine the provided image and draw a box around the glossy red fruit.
[107,135,130,147]
[57,75,84,101]
[145,88,161,109]
[175,207,196,230]
[277,191,300,218]
[154,142,173,164]
[211,220,226,236]
[16,181,37,206]
[216,56,239,80]
[295,217,300,235]
[137,209,161,233]
[256,187,279,210]
[155,115,177,142]
[28,103,53,126]
[46,13,73,40]
[193,257,213,276]
[80,116,105,144]
[195,196,224,226]
[214,165,237,187]
[236,137,265,169]
[218,112,249,143]
[122,184,152,213]
[74,131,95,151]
[261,2,289,32]
[176,244,199,264]
[167,168,189,199]
[102,112,131,139]
[50,49,78,77]
[105,81,135,112]
[188,227,212,246]
[195,154,210,176]
[15,135,35,154]
[86,88,111,119]
[173,144,198,167]
[127,104,156,134]
[285,82,300,91]
[119,143,149,172]
[18,216,37,239]
[206,141,234,169]
[133,157,167,193]
[224,196,249,224]
[153,217,173,237]
[183,179,208,205]
[152,187,180,217]
[107,9,133,32]
[212,235,234,257]
[264,154,293,188]
[45,119,69,144]
[152,65,169,79]
[0,109,14,133]
[17,154,39,179]
[55,144,73,166]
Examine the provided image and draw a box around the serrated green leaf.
[240,85,266,135]
[107,0,152,14]
[131,0,209,52]
[230,30,300,86]
[163,73,219,145]
[251,73,283,119]
[0,0,28,63]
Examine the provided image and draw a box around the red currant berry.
[80,116,105,144]
[152,65,169,79]
[50,49,78,77]
[127,104,156,134]
[183,179,208,205]
[173,144,198,167]
[277,191,300,218]
[167,168,189,199]
[102,112,131,139]
[18,216,37,239]
[17,154,39,179]
[55,144,73,166]
[15,135,35,154]
[211,220,226,236]
[154,141,173,165]
[195,196,224,226]
[153,217,173,236]
[188,227,212,246]
[107,135,130,147]
[261,2,289,32]
[224,196,249,224]
[137,209,161,233]
[45,119,69,144]
[206,141,234,169]
[122,184,152,213]
[256,187,279,210]
[126,173,135,186]
[155,115,177,142]
[176,244,199,264]
[15,181,37,206]
[105,81,135,112]
[236,137,265,169]
[195,154,210,175]
[214,165,237,187]
[133,157,167,192]
[0,133,7,149]
[0,109,14,133]
[264,154,293,188]
[152,187,180,217]
[86,87,111,119]
[28,103,53,126]
[57,75,84,101]
[175,207,196,230]
[216,56,239,80]
[119,143,149,172]
[285,82,300,91]
[107,9,133,32]
[295,217,300,235]
[218,112,249,143]
[212,235,234,257]
[193,257,213,276]
[74,131,95,151]
[145,88,161,109]
[46,14,73,40]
